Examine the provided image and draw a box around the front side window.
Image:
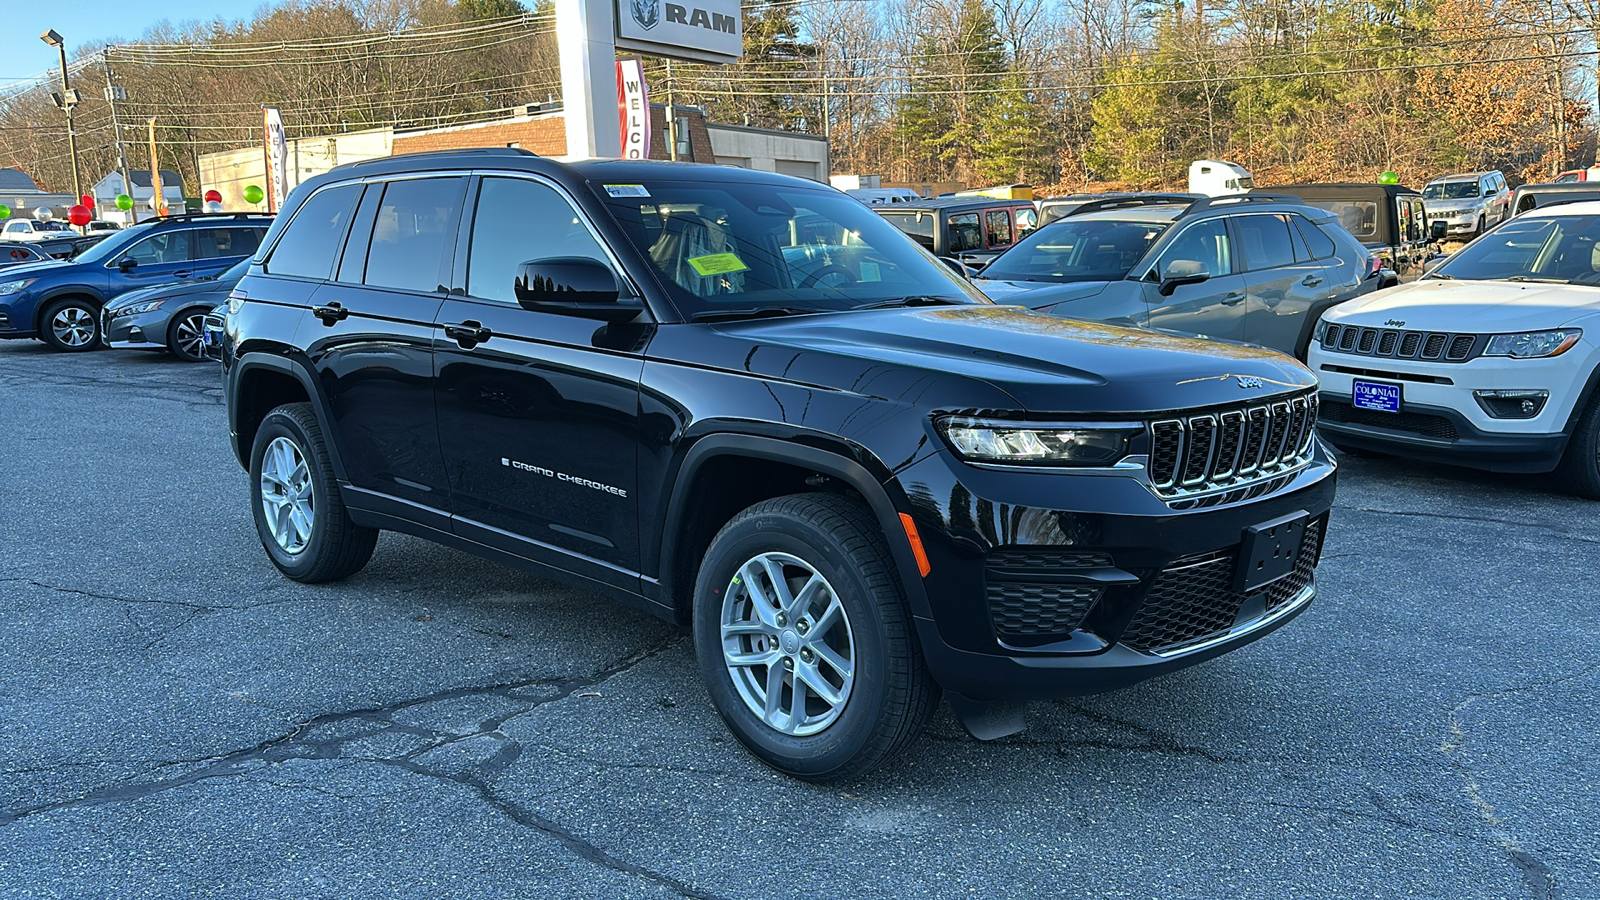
[363,177,465,293]
[121,231,193,265]
[592,179,982,318]
[266,183,360,279]
[1432,214,1600,284]
[982,217,1168,285]
[985,209,1014,248]
[1156,219,1232,278]
[948,213,982,252]
[467,177,609,304]
[1234,214,1298,271]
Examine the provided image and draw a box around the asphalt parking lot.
[1,341,1595,900]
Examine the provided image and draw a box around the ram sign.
[616,0,743,65]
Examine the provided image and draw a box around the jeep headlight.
[938,417,1138,466]
[113,300,164,317]
[0,279,35,296]
[1483,329,1581,358]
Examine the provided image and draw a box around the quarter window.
[985,209,1014,248]
[1292,216,1338,259]
[467,177,609,304]
[362,177,466,293]
[266,184,360,279]
[1235,214,1299,271]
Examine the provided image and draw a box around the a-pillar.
[555,0,621,160]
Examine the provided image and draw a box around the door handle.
[311,302,349,325]
[173,270,193,279]
[443,320,492,348]
[1301,275,1323,287]
[1220,292,1245,305]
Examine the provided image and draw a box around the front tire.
[693,493,939,782]
[167,308,209,362]
[249,402,378,582]
[39,298,102,352]
[1556,393,1600,499]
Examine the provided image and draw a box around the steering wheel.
[799,265,858,289]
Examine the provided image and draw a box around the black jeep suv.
[222,150,1337,780]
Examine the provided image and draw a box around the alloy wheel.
[259,436,314,554]
[51,306,96,348]
[720,551,856,737]
[174,312,206,359]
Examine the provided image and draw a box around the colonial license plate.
[1235,510,1310,593]
[1352,379,1401,413]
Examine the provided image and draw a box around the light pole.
[40,29,84,214]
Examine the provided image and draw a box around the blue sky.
[0,1,264,89]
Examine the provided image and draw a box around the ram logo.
[632,0,660,29]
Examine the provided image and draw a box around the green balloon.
[1379,170,1400,185]
[243,185,264,204]
[0,205,9,220]
[115,193,134,211]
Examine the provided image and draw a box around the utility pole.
[102,49,134,223]
[665,58,678,161]
[40,30,83,224]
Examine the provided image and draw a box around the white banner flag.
[263,106,287,213]
[616,59,650,160]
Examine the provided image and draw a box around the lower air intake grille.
[1319,400,1459,441]
[988,582,1103,636]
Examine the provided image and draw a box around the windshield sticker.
[604,184,650,198]
[687,252,750,277]
[860,261,882,282]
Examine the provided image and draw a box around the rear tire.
[1555,393,1600,500]
[39,298,102,352]
[693,493,939,782]
[249,402,378,582]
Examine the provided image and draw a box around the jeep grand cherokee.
[221,150,1337,780]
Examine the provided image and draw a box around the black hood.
[702,305,1313,415]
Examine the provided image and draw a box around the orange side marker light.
[898,512,932,578]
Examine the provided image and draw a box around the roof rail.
[1182,193,1305,216]
[149,211,274,222]
[356,147,539,167]
[1064,193,1203,217]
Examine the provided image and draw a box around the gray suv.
[1420,171,1511,238]
[974,195,1380,359]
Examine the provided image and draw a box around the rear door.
[1236,213,1331,355]
[432,173,645,589]
[192,226,263,277]
[1140,217,1247,342]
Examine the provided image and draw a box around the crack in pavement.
[0,635,724,900]
[2,576,320,613]
[1436,664,1599,899]
[1334,504,1600,546]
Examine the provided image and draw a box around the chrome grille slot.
[1399,332,1422,356]
[1146,391,1318,502]
[1338,328,1357,350]
[1447,335,1475,359]
[1357,328,1377,353]
[1377,330,1398,356]
[1422,333,1447,359]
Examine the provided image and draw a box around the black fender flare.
[228,350,348,481]
[31,286,108,331]
[654,432,932,622]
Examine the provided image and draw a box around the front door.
[433,174,645,589]
[108,230,198,296]
[1234,213,1331,354]
[1141,217,1247,342]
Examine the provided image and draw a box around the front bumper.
[103,306,175,350]
[0,303,35,339]
[893,447,1338,701]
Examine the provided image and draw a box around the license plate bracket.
[1235,510,1310,593]
[1352,379,1401,413]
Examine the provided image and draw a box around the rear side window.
[195,227,261,259]
[467,177,609,303]
[948,213,982,252]
[363,177,466,293]
[985,209,1013,248]
[1293,216,1339,259]
[1235,214,1298,270]
[266,184,360,278]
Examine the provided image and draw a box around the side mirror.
[1158,259,1209,296]
[513,257,640,322]
[938,256,973,280]
[118,258,138,272]
[1429,220,1448,241]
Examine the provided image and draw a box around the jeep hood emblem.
[1236,375,1263,389]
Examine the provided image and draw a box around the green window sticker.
[686,252,750,277]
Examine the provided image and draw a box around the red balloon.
[204,190,222,203]
[68,205,92,226]
[80,194,93,208]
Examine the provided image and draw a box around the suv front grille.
[1120,519,1323,653]
[986,548,1113,638]
[1148,392,1317,502]
[1319,400,1459,441]
[1321,324,1482,363]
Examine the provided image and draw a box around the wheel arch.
[654,433,930,627]
[228,351,346,480]
[31,288,107,332]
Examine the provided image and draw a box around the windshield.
[979,217,1168,284]
[1432,214,1600,284]
[592,180,984,318]
[69,221,159,266]
[1423,182,1481,201]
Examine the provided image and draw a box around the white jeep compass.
[1308,201,1600,498]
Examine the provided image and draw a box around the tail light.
[1365,257,1385,279]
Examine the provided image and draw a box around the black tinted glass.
[1235,214,1298,270]
[123,230,193,265]
[1293,216,1339,259]
[468,178,609,303]
[267,184,360,278]
[196,227,261,259]
[364,177,464,293]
